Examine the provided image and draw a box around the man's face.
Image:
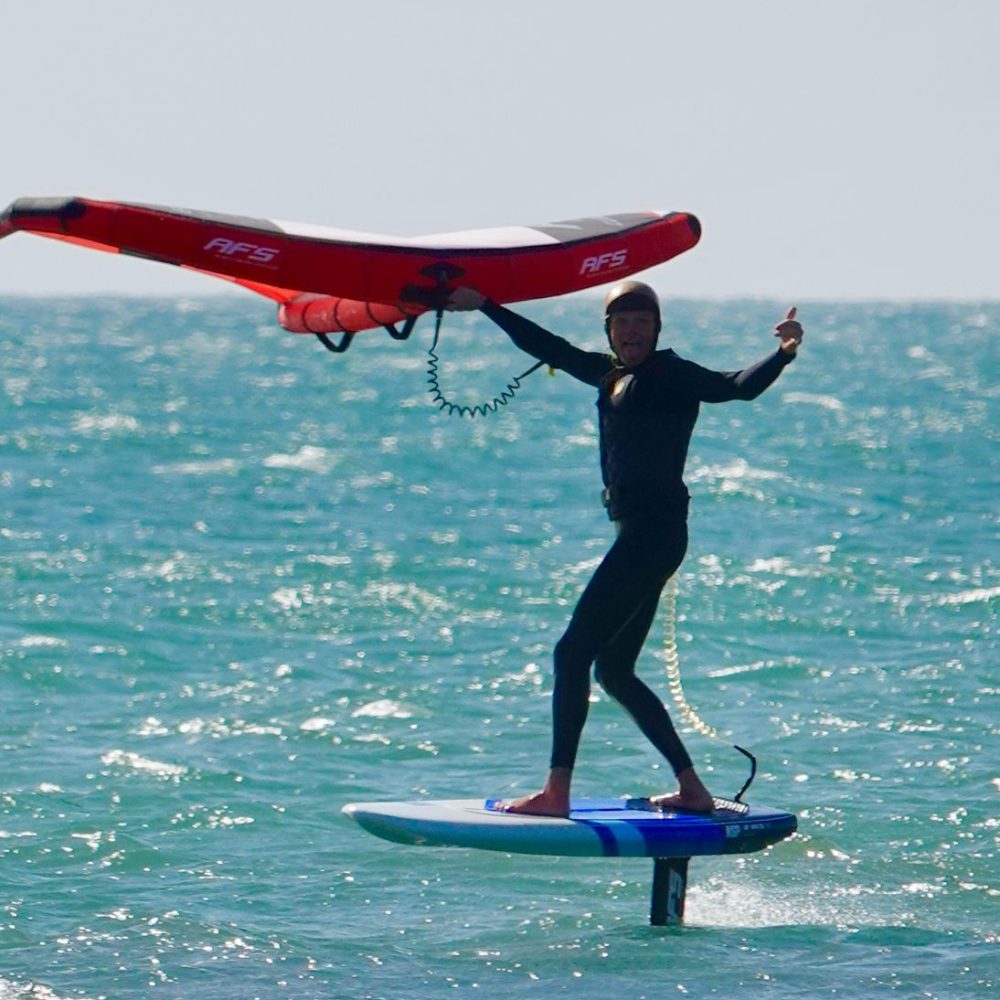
[608,310,658,366]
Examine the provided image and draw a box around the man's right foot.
[648,765,714,813]
[647,789,714,814]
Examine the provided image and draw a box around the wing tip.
[1,196,90,237]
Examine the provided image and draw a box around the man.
[447,282,803,817]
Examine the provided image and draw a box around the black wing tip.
[2,196,89,231]
[685,213,702,240]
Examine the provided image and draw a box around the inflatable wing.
[0,196,700,336]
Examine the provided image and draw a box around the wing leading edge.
[0,196,701,334]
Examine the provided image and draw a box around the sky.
[1,0,997,301]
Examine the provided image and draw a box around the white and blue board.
[342,797,795,859]
[343,796,796,925]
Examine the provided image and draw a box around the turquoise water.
[0,296,996,998]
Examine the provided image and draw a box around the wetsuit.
[481,300,794,774]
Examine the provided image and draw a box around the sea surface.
[0,296,996,999]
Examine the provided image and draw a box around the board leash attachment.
[662,575,758,803]
[426,307,544,418]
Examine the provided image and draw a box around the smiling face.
[608,309,659,367]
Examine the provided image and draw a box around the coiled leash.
[426,306,545,418]
[662,575,757,806]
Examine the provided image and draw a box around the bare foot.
[495,768,572,818]
[648,767,714,814]
[496,789,569,818]
[647,790,714,814]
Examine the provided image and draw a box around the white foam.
[72,413,140,434]
[352,699,412,720]
[101,749,186,779]
[263,445,334,474]
[782,391,845,411]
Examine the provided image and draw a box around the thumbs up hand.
[775,306,804,355]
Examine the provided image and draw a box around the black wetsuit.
[481,300,795,774]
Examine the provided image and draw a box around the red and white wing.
[0,197,701,334]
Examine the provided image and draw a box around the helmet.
[603,280,661,334]
[604,281,663,353]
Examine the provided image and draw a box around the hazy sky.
[1,0,996,300]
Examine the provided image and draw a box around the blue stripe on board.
[577,820,621,857]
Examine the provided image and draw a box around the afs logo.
[579,248,628,276]
[204,237,280,266]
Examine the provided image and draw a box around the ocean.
[0,296,996,998]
